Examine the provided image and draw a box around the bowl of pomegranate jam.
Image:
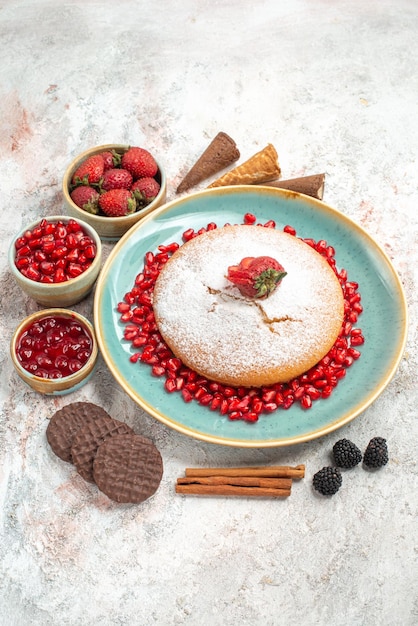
[9,216,102,307]
[10,309,98,395]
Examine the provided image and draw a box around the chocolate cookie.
[71,415,134,483]
[93,434,163,503]
[46,402,111,463]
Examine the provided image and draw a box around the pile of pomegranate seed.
[15,315,93,379]
[117,213,364,423]
[14,218,97,283]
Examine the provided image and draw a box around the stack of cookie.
[46,402,163,504]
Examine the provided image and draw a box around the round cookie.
[93,434,163,504]
[46,402,111,463]
[153,224,345,387]
[71,415,134,483]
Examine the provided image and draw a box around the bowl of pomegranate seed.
[10,308,98,395]
[62,143,167,240]
[9,216,102,307]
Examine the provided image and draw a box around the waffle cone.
[176,132,240,193]
[208,143,281,188]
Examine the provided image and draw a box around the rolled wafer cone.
[176,132,240,194]
[262,173,326,200]
[208,143,281,188]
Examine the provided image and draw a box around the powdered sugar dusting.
[153,225,344,386]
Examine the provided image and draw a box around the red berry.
[98,189,137,217]
[121,146,158,179]
[71,154,105,186]
[131,177,160,201]
[100,150,121,170]
[101,168,133,191]
[70,186,100,214]
[227,256,287,299]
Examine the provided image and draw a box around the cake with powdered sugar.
[152,224,344,388]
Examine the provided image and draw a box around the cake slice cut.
[176,132,240,193]
[208,143,281,188]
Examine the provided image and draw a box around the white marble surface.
[1,1,418,625]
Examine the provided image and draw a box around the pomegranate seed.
[165,378,177,392]
[283,225,296,236]
[263,402,278,412]
[210,396,222,411]
[262,389,276,403]
[16,244,31,257]
[67,263,84,278]
[24,265,41,282]
[244,213,257,225]
[293,386,305,400]
[199,393,213,406]
[182,228,195,241]
[282,396,294,410]
[313,378,328,389]
[182,388,193,402]
[301,394,312,409]
[263,220,276,228]
[244,412,259,422]
[251,398,263,413]
[303,238,316,248]
[15,257,29,269]
[166,357,181,372]
[117,302,130,313]
[194,387,207,401]
[220,399,229,415]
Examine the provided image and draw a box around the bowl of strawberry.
[9,216,102,307]
[10,308,98,395]
[62,144,166,240]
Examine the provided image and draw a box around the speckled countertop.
[1,1,417,625]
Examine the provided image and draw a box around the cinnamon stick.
[175,484,291,498]
[262,173,325,200]
[184,465,305,479]
[177,476,292,489]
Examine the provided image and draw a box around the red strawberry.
[98,189,136,217]
[71,154,105,186]
[100,150,122,170]
[70,186,100,214]
[101,168,133,191]
[227,256,287,299]
[131,177,160,201]
[121,146,158,179]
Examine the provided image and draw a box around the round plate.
[94,186,408,447]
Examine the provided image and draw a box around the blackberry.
[363,437,388,468]
[332,438,362,468]
[313,466,342,495]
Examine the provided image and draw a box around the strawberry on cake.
[152,225,344,388]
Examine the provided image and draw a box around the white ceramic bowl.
[62,143,167,240]
[10,308,98,395]
[9,215,102,307]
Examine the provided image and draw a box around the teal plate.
[93,186,408,447]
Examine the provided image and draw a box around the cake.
[152,225,344,387]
